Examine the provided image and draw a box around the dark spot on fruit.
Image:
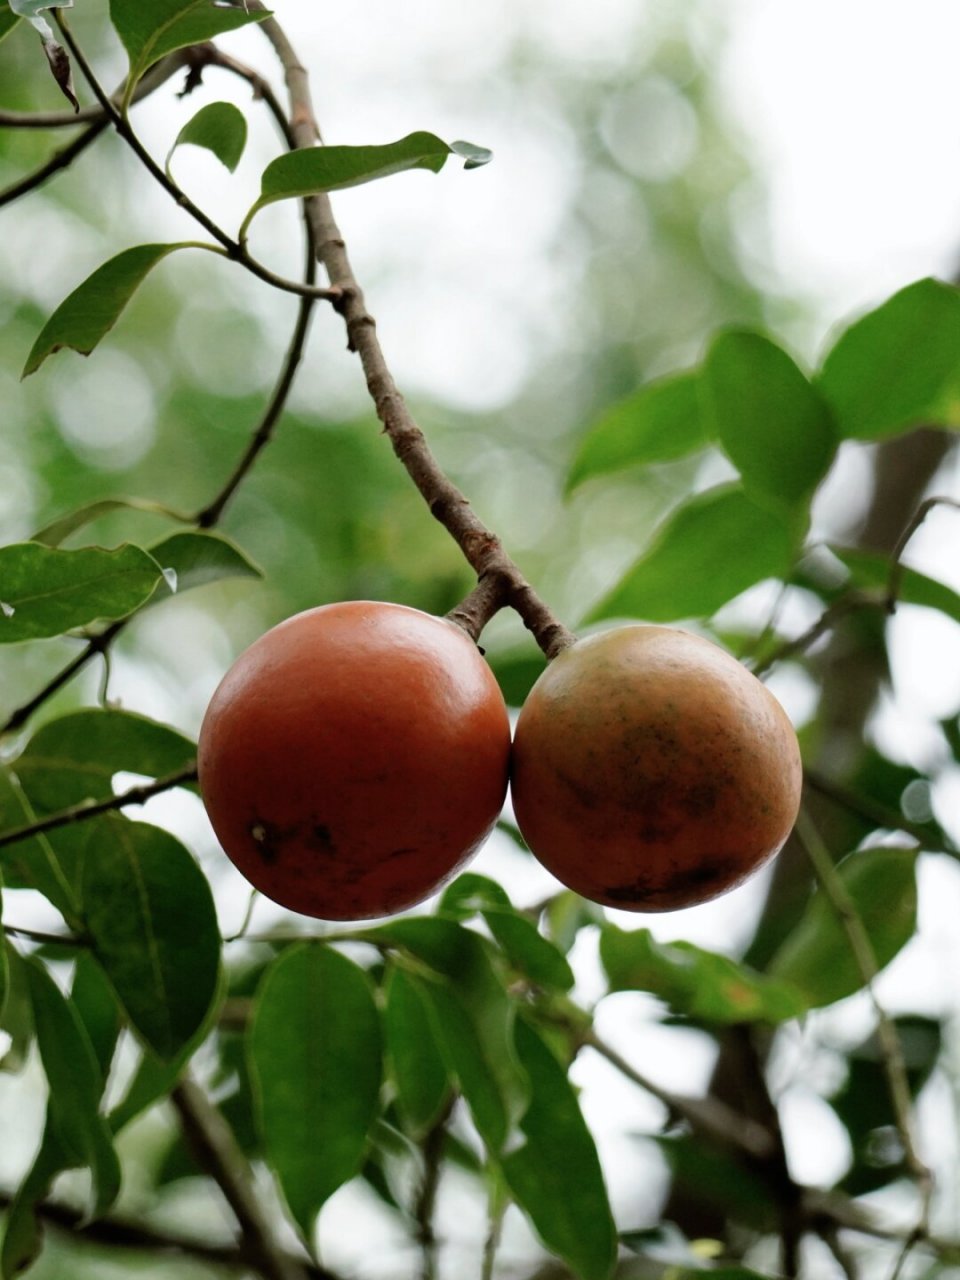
[683,783,718,817]
[308,823,336,854]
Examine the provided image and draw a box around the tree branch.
[0,765,197,852]
[0,1187,343,1278]
[171,1075,313,1280]
[244,1,576,657]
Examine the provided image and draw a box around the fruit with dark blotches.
[198,601,511,920]
[510,625,802,911]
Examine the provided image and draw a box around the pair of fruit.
[198,601,802,921]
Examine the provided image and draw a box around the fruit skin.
[510,625,802,912]
[198,601,511,921]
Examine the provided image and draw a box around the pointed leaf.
[109,0,270,87]
[0,878,6,1020]
[71,952,122,1085]
[439,874,574,991]
[82,817,220,1060]
[363,916,526,1152]
[768,846,918,1006]
[588,483,798,623]
[24,957,121,1217]
[703,331,836,512]
[23,243,191,376]
[167,101,248,175]
[600,924,806,1024]
[567,370,705,492]
[0,1119,71,1279]
[817,278,960,439]
[0,542,162,640]
[249,943,383,1241]
[502,1019,617,1280]
[241,132,489,236]
[32,498,187,548]
[146,530,262,603]
[384,966,451,1136]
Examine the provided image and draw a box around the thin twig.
[0,1187,343,1278]
[1,923,83,946]
[0,764,197,852]
[751,591,887,678]
[804,768,957,856]
[52,14,339,304]
[245,1,576,658]
[795,811,933,1254]
[1,618,122,735]
[171,1075,312,1280]
[583,1029,776,1161]
[414,1099,454,1280]
[886,496,960,610]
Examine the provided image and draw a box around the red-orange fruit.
[198,601,511,920]
[510,625,802,911]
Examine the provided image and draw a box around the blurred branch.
[886,494,960,607]
[1,923,82,946]
[171,1075,314,1280]
[0,764,197,852]
[583,1030,776,1162]
[804,768,958,856]
[796,810,933,1251]
[414,1099,454,1280]
[0,1188,343,1278]
[244,0,576,657]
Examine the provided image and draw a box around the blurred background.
[2,2,960,1276]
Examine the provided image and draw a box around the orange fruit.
[198,601,511,920]
[510,625,802,911]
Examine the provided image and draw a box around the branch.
[804,767,958,856]
[52,14,338,305]
[245,2,576,657]
[0,1188,343,1278]
[795,811,933,1242]
[583,1029,776,1162]
[886,495,960,609]
[0,764,197,852]
[171,1075,313,1280]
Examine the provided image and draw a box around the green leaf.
[567,370,705,492]
[249,943,383,1241]
[363,916,526,1152]
[241,132,490,236]
[0,542,162,640]
[146,530,262,602]
[71,952,122,1086]
[22,243,193,376]
[832,546,960,626]
[14,707,196,813]
[0,769,79,922]
[587,483,798,623]
[0,1120,70,1279]
[439,874,575,991]
[600,924,806,1024]
[817,278,960,439]
[656,1134,778,1232]
[502,1018,616,1280]
[109,0,270,89]
[384,966,451,1136]
[167,101,248,174]
[82,817,220,1060]
[32,498,187,548]
[0,943,33,1074]
[768,847,919,1006]
[702,331,836,512]
[23,957,121,1217]
[0,8,21,42]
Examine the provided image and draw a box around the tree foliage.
[0,5,958,1280]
